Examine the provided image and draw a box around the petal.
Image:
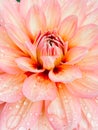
[15,57,44,73]
[80,98,98,129]
[58,15,77,41]
[23,73,57,101]
[65,46,88,64]
[46,83,81,130]
[83,8,98,25]
[69,24,98,48]
[26,5,46,38]
[66,71,98,98]
[0,45,24,74]
[61,0,86,25]
[0,73,26,102]
[0,98,43,130]
[43,0,61,30]
[87,0,98,13]
[49,65,82,83]
[5,24,30,54]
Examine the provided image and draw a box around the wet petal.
[80,98,98,129]
[0,45,24,74]
[0,98,43,130]
[26,5,46,37]
[69,24,98,48]
[43,0,61,30]
[15,57,44,73]
[65,46,88,64]
[49,65,82,83]
[58,15,77,41]
[23,73,57,101]
[0,73,26,102]
[66,71,98,98]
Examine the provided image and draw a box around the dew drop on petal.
[7,115,21,129]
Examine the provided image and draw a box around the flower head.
[0,0,98,130]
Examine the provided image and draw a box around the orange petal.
[69,24,98,48]
[0,73,26,102]
[23,73,57,101]
[58,15,77,41]
[66,71,98,98]
[0,98,43,130]
[15,57,44,73]
[65,46,88,64]
[49,65,82,83]
[43,0,61,30]
[26,5,46,37]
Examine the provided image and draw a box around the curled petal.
[65,46,88,64]
[49,65,82,83]
[43,0,61,30]
[58,15,77,41]
[26,5,46,38]
[69,24,98,48]
[66,71,98,98]
[0,73,26,102]
[23,73,57,101]
[15,57,44,73]
[0,98,43,130]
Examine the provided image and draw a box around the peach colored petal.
[65,46,88,64]
[87,0,98,13]
[23,73,57,102]
[80,98,98,129]
[15,57,44,73]
[46,83,81,130]
[26,5,46,38]
[69,24,98,48]
[0,98,43,130]
[5,24,30,54]
[58,15,77,41]
[49,65,82,83]
[43,0,61,30]
[31,112,54,130]
[0,73,26,102]
[66,71,98,98]
[61,0,86,25]
[0,45,24,74]
[83,8,98,25]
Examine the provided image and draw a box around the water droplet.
[23,101,28,106]
[16,105,20,109]
[19,127,26,130]
[7,115,21,128]
[87,113,91,119]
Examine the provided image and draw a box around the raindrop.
[19,127,26,130]
[16,105,20,109]
[23,101,28,106]
[7,115,21,129]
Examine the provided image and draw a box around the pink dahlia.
[0,0,98,129]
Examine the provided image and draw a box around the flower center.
[36,32,65,70]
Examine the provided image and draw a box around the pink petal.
[43,0,61,30]
[26,5,46,37]
[66,71,98,98]
[46,83,81,130]
[58,15,77,41]
[65,46,88,64]
[80,98,98,129]
[87,0,98,13]
[0,98,43,130]
[49,65,82,83]
[23,73,57,102]
[15,57,44,73]
[83,8,98,25]
[69,24,98,48]
[61,0,86,25]
[0,73,26,102]
[0,45,24,74]
[31,111,54,130]
[5,24,30,54]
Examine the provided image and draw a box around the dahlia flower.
[0,0,98,130]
